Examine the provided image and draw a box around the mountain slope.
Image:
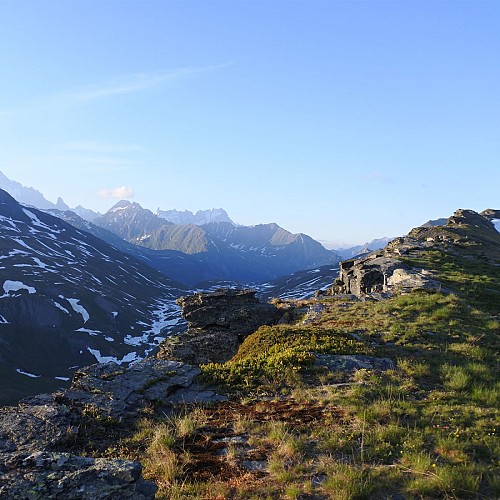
[0,189,187,404]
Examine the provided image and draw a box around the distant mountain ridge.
[335,237,394,260]
[1,171,341,284]
[90,200,340,284]
[156,207,235,226]
[0,170,100,221]
[0,171,59,210]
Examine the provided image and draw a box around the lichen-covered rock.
[0,358,225,498]
[0,397,79,454]
[0,451,156,499]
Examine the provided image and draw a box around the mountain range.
[0,171,100,221]
[0,183,340,403]
[73,199,340,284]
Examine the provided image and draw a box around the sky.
[0,1,498,247]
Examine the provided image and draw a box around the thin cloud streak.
[0,64,229,118]
[60,141,144,154]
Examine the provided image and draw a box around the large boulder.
[176,288,282,338]
[159,289,283,365]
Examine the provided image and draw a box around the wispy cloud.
[0,64,229,117]
[97,186,135,199]
[70,66,224,101]
[61,141,144,154]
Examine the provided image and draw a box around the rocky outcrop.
[331,253,439,297]
[158,289,283,365]
[480,208,500,221]
[0,358,224,498]
[177,288,282,336]
[330,209,500,299]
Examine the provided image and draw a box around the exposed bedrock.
[158,288,283,365]
[0,358,224,498]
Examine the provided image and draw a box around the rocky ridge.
[330,209,500,298]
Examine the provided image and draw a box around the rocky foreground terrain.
[1,208,499,499]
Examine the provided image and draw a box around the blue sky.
[0,1,498,246]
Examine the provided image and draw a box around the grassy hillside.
[76,212,499,499]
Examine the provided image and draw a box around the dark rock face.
[177,288,282,337]
[0,358,224,498]
[158,289,283,365]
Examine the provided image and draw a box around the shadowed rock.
[176,288,282,337]
[158,289,283,365]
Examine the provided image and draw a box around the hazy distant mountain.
[91,200,340,284]
[0,170,61,210]
[71,205,100,221]
[420,217,447,228]
[0,188,186,404]
[0,170,100,221]
[156,207,235,226]
[335,237,393,260]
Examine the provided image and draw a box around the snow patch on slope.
[2,280,36,296]
[64,297,90,323]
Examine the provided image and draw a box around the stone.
[176,288,282,337]
[0,451,156,499]
[313,354,395,372]
[159,289,283,365]
[158,329,241,365]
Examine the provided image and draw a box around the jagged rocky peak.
[156,207,235,225]
[158,289,283,365]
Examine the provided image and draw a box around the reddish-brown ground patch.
[176,398,345,485]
